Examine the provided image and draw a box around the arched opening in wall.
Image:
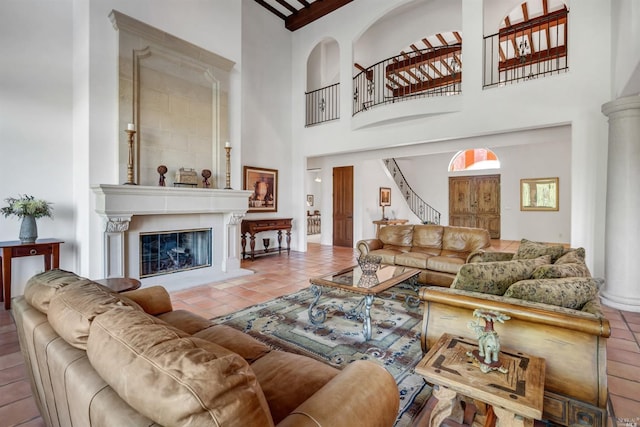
[305,38,340,126]
[448,148,500,171]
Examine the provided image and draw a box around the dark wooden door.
[333,166,353,247]
[449,174,500,238]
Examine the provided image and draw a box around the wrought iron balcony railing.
[305,82,340,127]
[483,8,569,88]
[353,45,461,116]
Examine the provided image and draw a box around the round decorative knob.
[30,249,37,255]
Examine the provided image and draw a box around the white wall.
[0,0,75,298]
[397,127,572,242]
[611,0,640,97]
[240,0,294,249]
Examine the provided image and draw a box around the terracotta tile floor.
[1,241,638,426]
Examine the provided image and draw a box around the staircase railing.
[383,158,441,224]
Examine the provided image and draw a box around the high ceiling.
[254,0,354,31]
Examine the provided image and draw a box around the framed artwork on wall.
[379,187,391,206]
[520,177,559,211]
[306,194,314,206]
[244,166,278,213]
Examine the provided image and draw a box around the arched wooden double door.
[449,174,501,239]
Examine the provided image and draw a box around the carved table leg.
[249,233,256,260]
[429,386,463,427]
[491,406,532,427]
[308,285,327,325]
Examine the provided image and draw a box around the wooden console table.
[372,219,409,236]
[415,333,545,427]
[241,218,292,261]
[1,238,63,309]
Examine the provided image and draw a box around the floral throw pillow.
[504,277,599,310]
[555,247,586,265]
[531,262,591,279]
[451,255,551,296]
[512,239,565,263]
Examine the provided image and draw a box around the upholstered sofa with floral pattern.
[419,239,610,427]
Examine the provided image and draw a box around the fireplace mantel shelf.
[92,184,253,218]
[92,184,254,285]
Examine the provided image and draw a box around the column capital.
[602,96,640,117]
[104,216,132,232]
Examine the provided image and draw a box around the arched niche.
[306,38,340,92]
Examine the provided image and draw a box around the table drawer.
[12,245,53,257]
[543,391,605,427]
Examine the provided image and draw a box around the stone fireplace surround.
[93,184,254,291]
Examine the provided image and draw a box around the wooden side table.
[1,239,64,310]
[372,219,409,236]
[93,278,141,293]
[415,333,545,427]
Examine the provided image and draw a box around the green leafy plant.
[1,195,53,219]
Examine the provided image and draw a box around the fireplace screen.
[140,228,212,278]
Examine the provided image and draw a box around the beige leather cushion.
[426,256,465,274]
[441,226,491,256]
[250,350,339,424]
[47,282,142,350]
[194,324,272,364]
[378,225,414,250]
[395,252,429,269]
[87,307,273,427]
[24,269,93,314]
[368,248,401,265]
[412,224,443,255]
[157,309,215,335]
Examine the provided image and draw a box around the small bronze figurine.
[202,169,212,188]
[157,165,168,186]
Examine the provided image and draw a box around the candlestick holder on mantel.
[224,143,232,189]
[124,123,137,185]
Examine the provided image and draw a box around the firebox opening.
[140,228,212,278]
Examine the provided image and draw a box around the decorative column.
[103,216,131,278]
[222,213,244,272]
[601,96,640,312]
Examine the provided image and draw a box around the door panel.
[449,175,500,238]
[333,166,353,247]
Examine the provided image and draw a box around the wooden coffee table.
[308,264,420,341]
[415,333,545,427]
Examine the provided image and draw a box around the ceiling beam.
[391,73,461,98]
[254,0,286,20]
[285,0,353,31]
[385,45,461,75]
[275,0,298,14]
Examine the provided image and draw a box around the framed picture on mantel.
[244,166,278,213]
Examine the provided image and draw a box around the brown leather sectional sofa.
[356,224,492,286]
[13,269,400,427]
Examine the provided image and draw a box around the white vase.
[19,215,38,243]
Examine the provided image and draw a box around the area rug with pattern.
[212,284,432,426]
